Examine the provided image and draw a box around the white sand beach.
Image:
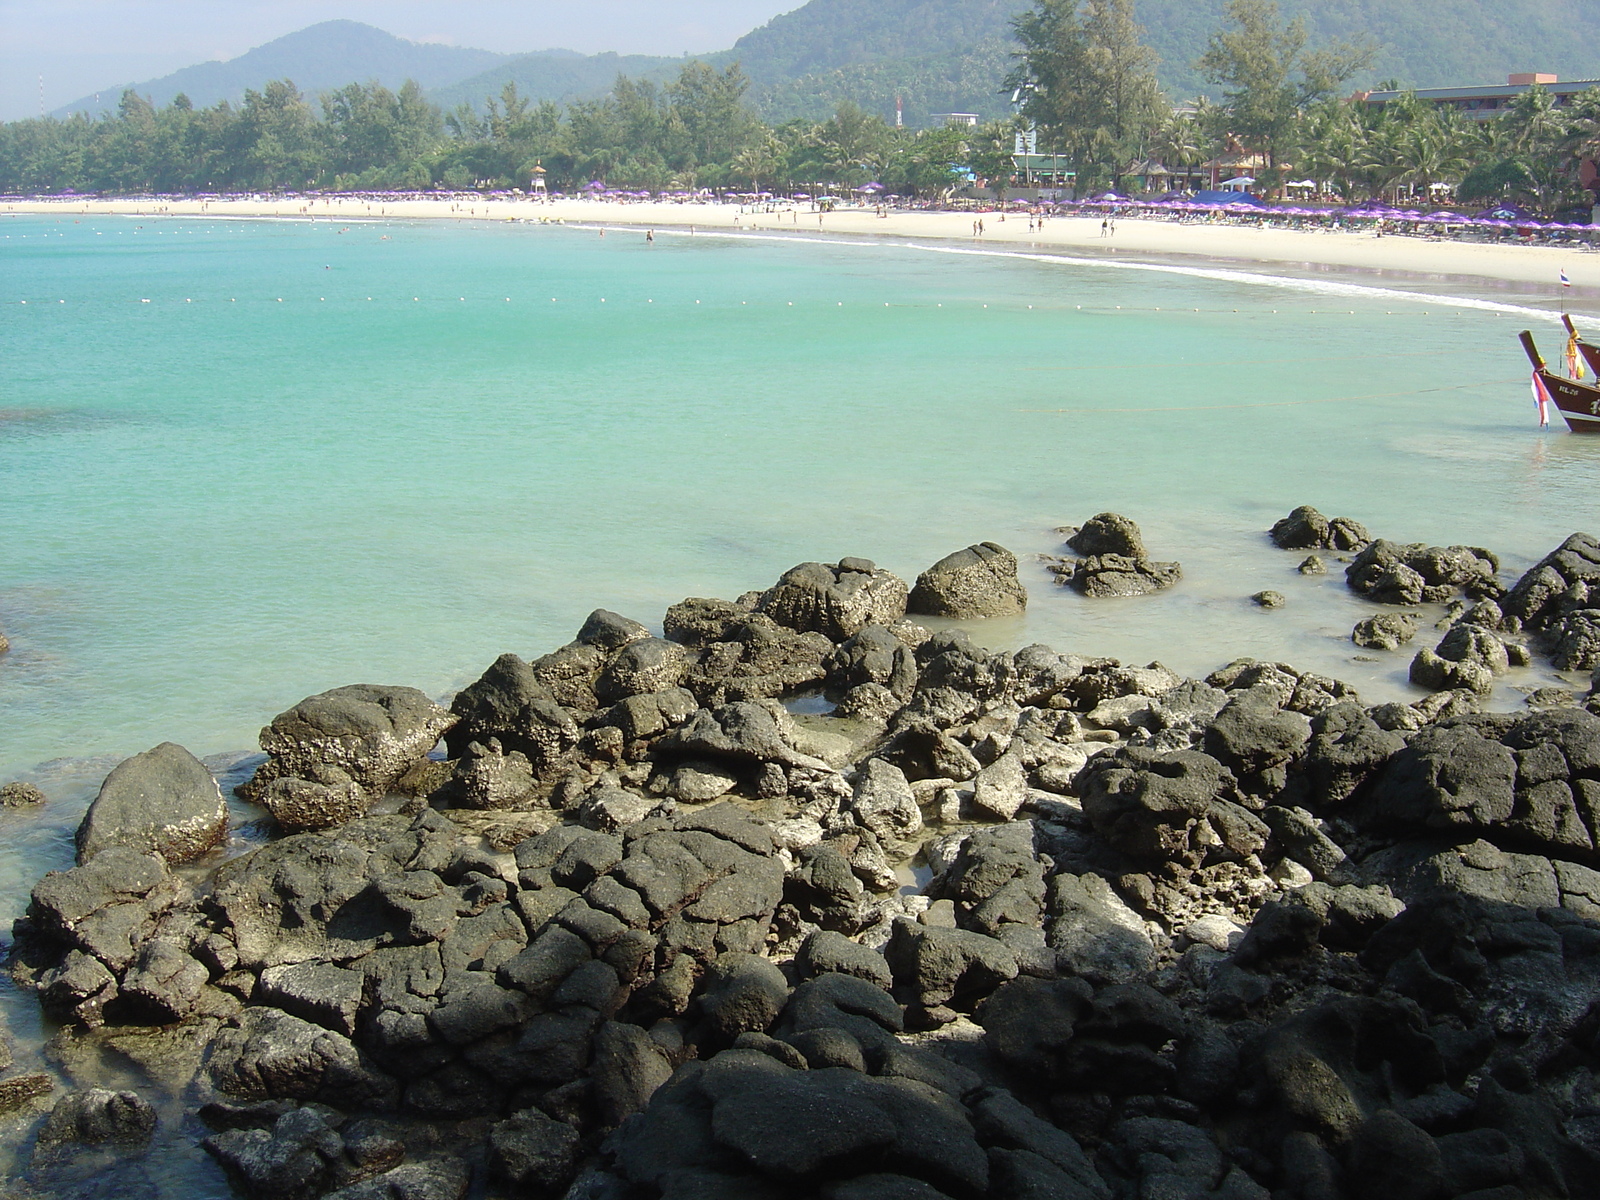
[5,193,1597,296]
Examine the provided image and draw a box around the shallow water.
[1,215,1597,1121]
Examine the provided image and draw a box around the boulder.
[1353,613,1419,651]
[681,614,835,705]
[577,609,651,651]
[323,1158,469,1200]
[37,1088,156,1146]
[1066,513,1147,559]
[28,846,182,972]
[596,638,688,704]
[451,739,537,811]
[658,702,829,770]
[850,759,922,842]
[758,560,910,641]
[697,952,791,1043]
[446,654,579,772]
[1047,872,1156,983]
[204,1106,348,1200]
[244,685,457,814]
[907,544,1027,619]
[76,742,226,865]
[487,1109,580,1192]
[886,920,1018,1014]
[1347,540,1498,605]
[795,931,893,989]
[209,1007,397,1110]
[1078,747,1268,865]
[970,751,1029,821]
[1503,532,1600,628]
[1270,506,1371,552]
[120,938,209,1023]
[258,769,370,833]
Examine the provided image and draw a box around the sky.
[0,0,801,121]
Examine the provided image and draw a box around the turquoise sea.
[0,214,1597,1187]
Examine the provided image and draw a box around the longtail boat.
[1562,313,1600,378]
[1520,330,1600,431]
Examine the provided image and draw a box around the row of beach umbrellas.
[1066,192,1589,232]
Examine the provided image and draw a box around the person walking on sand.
[1101,218,1109,238]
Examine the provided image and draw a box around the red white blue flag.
[1562,270,1572,288]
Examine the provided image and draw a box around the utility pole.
[40,74,45,118]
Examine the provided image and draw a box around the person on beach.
[646,230,654,244]
[1101,218,1109,237]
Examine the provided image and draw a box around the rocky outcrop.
[907,543,1027,618]
[1346,539,1500,605]
[1051,515,1182,598]
[1501,533,1600,670]
[1409,622,1514,694]
[76,742,227,865]
[17,547,1600,1200]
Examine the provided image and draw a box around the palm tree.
[1151,111,1203,189]
[733,130,782,192]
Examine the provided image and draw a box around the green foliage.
[1008,0,1164,185]
[5,2,1597,208]
[1197,0,1374,164]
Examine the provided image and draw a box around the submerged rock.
[1,780,46,807]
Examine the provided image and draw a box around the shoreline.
[4,528,1600,1196]
[6,194,1599,309]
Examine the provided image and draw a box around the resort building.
[1360,73,1600,120]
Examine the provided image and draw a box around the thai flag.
[1533,370,1553,427]
[1562,270,1572,288]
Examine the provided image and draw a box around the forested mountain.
[50,0,1600,131]
[1140,0,1600,100]
[430,0,1600,124]
[53,21,510,118]
[725,0,1021,84]
[428,51,689,115]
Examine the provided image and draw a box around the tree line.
[2,0,1597,212]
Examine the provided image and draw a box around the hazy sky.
[0,0,801,120]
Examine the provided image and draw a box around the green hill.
[54,21,510,117]
[435,0,1600,127]
[1141,0,1600,101]
[429,51,690,114]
